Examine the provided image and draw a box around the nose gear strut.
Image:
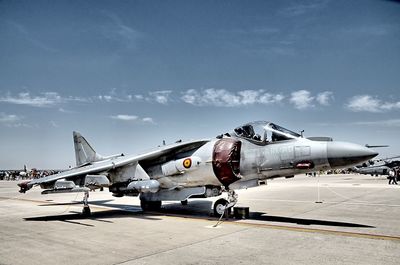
[213,189,238,227]
[226,189,238,209]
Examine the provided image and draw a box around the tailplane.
[73,132,104,166]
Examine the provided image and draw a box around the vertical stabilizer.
[73,132,104,166]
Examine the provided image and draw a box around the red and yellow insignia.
[183,158,192,169]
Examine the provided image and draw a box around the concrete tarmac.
[1,174,399,265]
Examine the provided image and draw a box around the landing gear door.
[212,138,242,187]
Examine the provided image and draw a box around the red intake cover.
[212,138,242,187]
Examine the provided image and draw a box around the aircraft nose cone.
[327,142,378,169]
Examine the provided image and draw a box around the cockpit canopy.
[233,121,301,145]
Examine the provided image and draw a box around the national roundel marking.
[183,158,192,169]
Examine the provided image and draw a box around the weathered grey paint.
[18,121,378,206]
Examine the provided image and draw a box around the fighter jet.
[354,155,400,176]
[18,121,378,216]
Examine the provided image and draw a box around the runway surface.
[1,174,399,265]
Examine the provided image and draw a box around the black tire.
[213,198,231,217]
[181,200,188,206]
[140,200,162,211]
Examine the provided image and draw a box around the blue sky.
[1,0,399,168]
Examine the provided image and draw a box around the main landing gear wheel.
[140,200,162,211]
[213,198,231,217]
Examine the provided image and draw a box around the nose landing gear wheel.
[213,198,231,217]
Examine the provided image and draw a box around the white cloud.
[103,95,113,102]
[110,114,138,121]
[149,90,171,104]
[290,90,314,109]
[67,96,90,103]
[0,113,30,128]
[181,88,284,107]
[134,94,144,100]
[0,113,22,123]
[181,89,197,105]
[142,117,155,124]
[97,90,172,104]
[238,90,259,105]
[347,95,400,112]
[259,93,285,104]
[0,92,90,108]
[381,101,400,111]
[98,93,131,103]
[59,108,74,113]
[347,95,382,112]
[0,92,62,107]
[316,91,334,106]
[110,114,155,124]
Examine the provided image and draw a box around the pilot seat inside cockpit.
[233,121,301,145]
[234,124,264,144]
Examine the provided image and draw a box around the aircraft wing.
[19,139,210,192]
[26,162,113,186]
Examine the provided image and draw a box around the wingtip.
[18,181,31,193]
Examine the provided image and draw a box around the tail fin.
[73,131,104,166]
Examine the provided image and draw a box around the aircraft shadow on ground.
[161,201,375,228]
[24,209,162,224]
[249,212,375,228]
[160,201,214,216]
[25,199,375,229]
[24,199,162,225]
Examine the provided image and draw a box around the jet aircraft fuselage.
[18,121,378,215]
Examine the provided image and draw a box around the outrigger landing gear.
[82,190,91,216]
